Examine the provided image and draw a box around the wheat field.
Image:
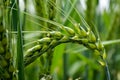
[0,0,120,80]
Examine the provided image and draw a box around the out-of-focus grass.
[7,0,120,80]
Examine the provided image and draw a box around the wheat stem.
[105,60,111,80]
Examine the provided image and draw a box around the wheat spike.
[24,24,106,67]
[0,1,16,79]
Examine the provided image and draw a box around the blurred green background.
[9,0,120,80]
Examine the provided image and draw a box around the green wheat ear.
[0,18,15,80]
[21,4,111,78]
[24,21,111,79]
[0,1,16,79]
[24,24,105,66]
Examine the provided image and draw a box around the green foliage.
[0,0,120,80]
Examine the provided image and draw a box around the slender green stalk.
[63,53,69,80]
[105,60,111,80]
[22,0,27,45]
[16,0,25,80]
[102,39,120,45]
[10,0,18,31]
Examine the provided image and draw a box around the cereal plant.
[0,0,120,80]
